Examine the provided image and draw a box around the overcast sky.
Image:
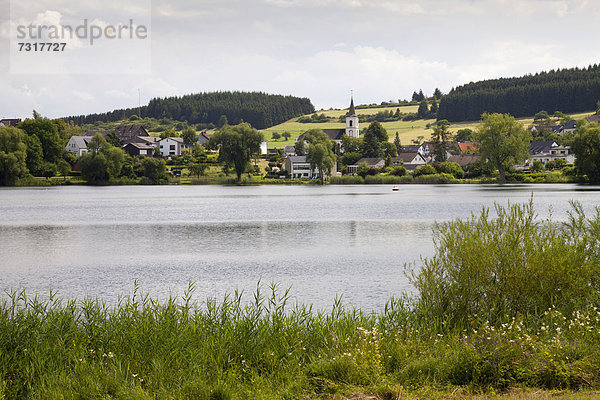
[1,0,598,119]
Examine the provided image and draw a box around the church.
[297,96,360,145]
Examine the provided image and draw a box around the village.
[46,96,597,184]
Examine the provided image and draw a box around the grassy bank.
[2,202,600,399]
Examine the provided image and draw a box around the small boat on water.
[392,186,399,191]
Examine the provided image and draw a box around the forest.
[437,64,600,122]
[66,91,315,130]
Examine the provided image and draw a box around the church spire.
[347,96,356,116]
[345,93,359,138]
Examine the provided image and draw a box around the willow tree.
[209,123,264,181]
[475,113,531,183]
[303,129,336,184]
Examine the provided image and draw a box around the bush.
[434,162,464,179]
[141,158,167,184]
[562,165,577,176]
[388,166,407,176]
[364,175,383,184]
[412,164,436,177]
[466,159,494,178]
[408,201,600,330]
[546,159,567,170]
[329,175,364,184]
[531,160,545,172]
[411,173,457,184]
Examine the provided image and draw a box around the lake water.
[1,184,600,311]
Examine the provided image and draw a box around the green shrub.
[434,162,464,179]
[388,166,407,176]
[531,160,545,172]
[412,164,436,176]
[411,173,457,184]
[408,201,600,330]
[381,175,402,184]
[364,175,383,184]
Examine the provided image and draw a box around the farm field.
[261,104,435,148]
[261,107,597,149]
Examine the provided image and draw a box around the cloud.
[104,89,135,100]
[437,0,592,17]
[264,0,361,7]
[72,90,94,101]
[252,20,274,33]
[263,0,424,13]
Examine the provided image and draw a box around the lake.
[1,184,600,311]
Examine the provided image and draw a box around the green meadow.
[261,104,435,149]
[261,108,597,150]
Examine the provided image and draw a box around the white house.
[285,155,320,179]
[529,146,575,165]
[260,141,268,156]
[65,136,94,156]
[159,137,184,157]
[393,152,428,166]
[562,120,577,135]
[197,132,212,146]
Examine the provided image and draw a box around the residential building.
[531,120,577,136]
[65,136,94,156]
[285,155,319,179]
[393,152,427,166]
[283,146,296,157]
[528,141,558,155]
[403,144,426,156]
[135,136,161,147]
[457,141,480,153]
[563,120,577,135]
[260,141,268,156]
[115,125,149,144]
[123,142,155,157]
[196,132,212,145]
[0,118,21,127]
[347,157,385,174]
[447,154,481,170]
[159,137,184,157]
[531,125,563,135]
[529,146,575,165]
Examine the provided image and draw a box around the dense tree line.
[438,64,600,122]
[67,92,315,130]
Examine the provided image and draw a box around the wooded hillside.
[438,64,600,122]
[66,91,315,130]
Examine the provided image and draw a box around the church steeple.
[345,95,359,138]
[347,96,356,116]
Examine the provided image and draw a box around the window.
[170,145,175,150]
[349,120,353,127]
